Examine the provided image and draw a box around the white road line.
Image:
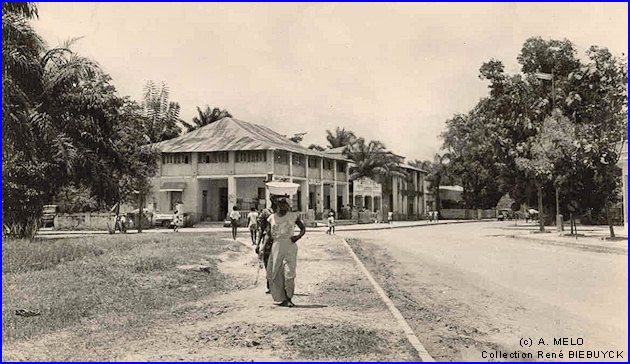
[341,238,435,362]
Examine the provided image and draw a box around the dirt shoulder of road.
[3,234,419,361]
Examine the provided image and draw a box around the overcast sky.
[33,2,627,161]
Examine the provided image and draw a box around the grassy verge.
[2,233,242,343]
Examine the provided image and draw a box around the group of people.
[228,197,306,308]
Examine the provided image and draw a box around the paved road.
[340,221,628,361]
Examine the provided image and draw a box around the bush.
[54,184,99,213]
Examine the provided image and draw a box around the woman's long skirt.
[266,238,298,302]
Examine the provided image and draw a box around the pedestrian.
[265,196,306,307]
[327,211,336,234]
[229,205,241,240]
[173,201,183,232]
[388,211,393,224]
[247,207,259,245]
[256,203,275,294]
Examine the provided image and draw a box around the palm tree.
[181,105,232,132]
[410,153,450,219]
[344,138,405,180]
[2,3,111,237]
[326,127,357,149]
[141,81,183,142]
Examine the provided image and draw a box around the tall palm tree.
[181,105,232,132]
[141,81,183,142]
[2,3,110,237]
[326,127,357,149]
[344,138,405,180]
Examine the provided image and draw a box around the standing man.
[229,205,241,240]
[247,207,259,245]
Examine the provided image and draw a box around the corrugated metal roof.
[152,117,347,161]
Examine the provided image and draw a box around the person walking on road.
[327,211,336,234]
[256,204,275,294]
[229,206,241,240]
[247,207,259,245]
[265,196,306,307]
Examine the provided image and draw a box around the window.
[162,153,191,164]
[275,151,289,165]
[170,191,182,211]
[199,152,228,163]
[323,159,333,170]
[236,150,267,163]
[337,162,346,173]
[292,154,305,166]
[308,156,319,168]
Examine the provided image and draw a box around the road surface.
[340,221,628,361]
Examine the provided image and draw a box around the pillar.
[288,151,293,182]
[301,180,309,213]
[332,160,338,212]
[227,176,237,216]
[265,150,274,208]
[392,176,398,215]
[318,183,324,214]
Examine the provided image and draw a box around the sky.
[33,2,628,162]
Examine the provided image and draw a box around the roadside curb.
[331,219,491,232]
[340,238,435,362]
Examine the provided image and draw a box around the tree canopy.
[439,36,627,231]
[2,3,158,237]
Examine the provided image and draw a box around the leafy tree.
[441,36,626,235]
[2,3,158,237]
[181,105,231,132]
[141,81,182,142]
[288,132,307,144]
[308,144,326,151]
[516,110,576,231]
[326,127,357,149]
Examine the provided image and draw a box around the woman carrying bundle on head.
[263,182,305,307]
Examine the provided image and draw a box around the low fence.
[440,209,496,220]
[54,212,153,231]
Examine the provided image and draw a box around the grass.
[2,233,242,343]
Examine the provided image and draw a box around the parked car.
[153,212,175,227]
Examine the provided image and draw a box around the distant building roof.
[152,117,347,161]
[401,163,429,174]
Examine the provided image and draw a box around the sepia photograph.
[2,2,628,361]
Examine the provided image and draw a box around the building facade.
[148,118,350,224]
[323,148,428,220]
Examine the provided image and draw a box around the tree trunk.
[435,176,441,220]
[570,213,574,235]
[137,190,144,234]
[538,185,544,232]
[605,200,615,238]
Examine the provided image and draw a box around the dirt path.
[4,234,420,361]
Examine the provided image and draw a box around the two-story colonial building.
[148,117,351,224]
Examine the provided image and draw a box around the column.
[301,180,309,213]
[265,150,274,208]
[332,160,338,212]
[288,151,293,182]
[227,175,237,214]
[344,162,350,206]
[304,157,310,210]
[392,176,398,215]
[343,183,350,205]
[318,183,324,214]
